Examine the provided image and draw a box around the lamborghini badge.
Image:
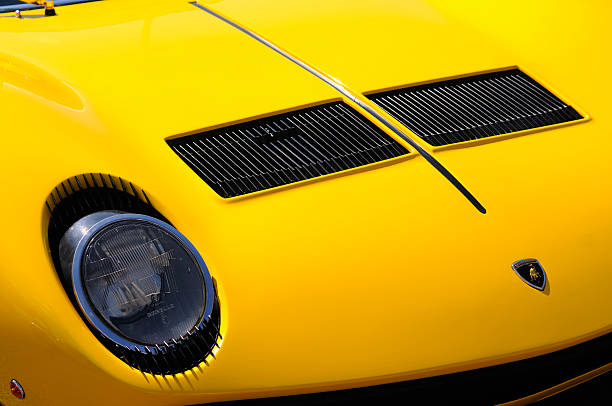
[512,259,546,291]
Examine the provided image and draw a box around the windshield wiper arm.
[21,1,56,16]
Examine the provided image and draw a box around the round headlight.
[59,211,218,373]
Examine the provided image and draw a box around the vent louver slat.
[367,69,583,147]
[168,102,409,198]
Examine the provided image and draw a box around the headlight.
[59,211,218,374]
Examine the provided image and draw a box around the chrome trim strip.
[190,1,486,214]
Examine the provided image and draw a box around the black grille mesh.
[367,69,583,147]
[168,102,409,198]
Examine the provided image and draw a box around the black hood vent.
[366,69,583,147]
[168,102,409,198]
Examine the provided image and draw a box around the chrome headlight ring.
[59,211,220,375]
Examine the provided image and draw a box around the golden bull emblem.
[529,265,540,282]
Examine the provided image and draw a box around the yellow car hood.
[0,0,610,404]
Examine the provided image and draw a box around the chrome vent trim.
[367,69,583,147]
[168,102,409,198]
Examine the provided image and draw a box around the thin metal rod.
[190,1,486,214]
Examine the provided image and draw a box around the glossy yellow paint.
[0,0,610,404]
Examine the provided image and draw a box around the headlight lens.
[60,212,214,349]
[82,220,206,344]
